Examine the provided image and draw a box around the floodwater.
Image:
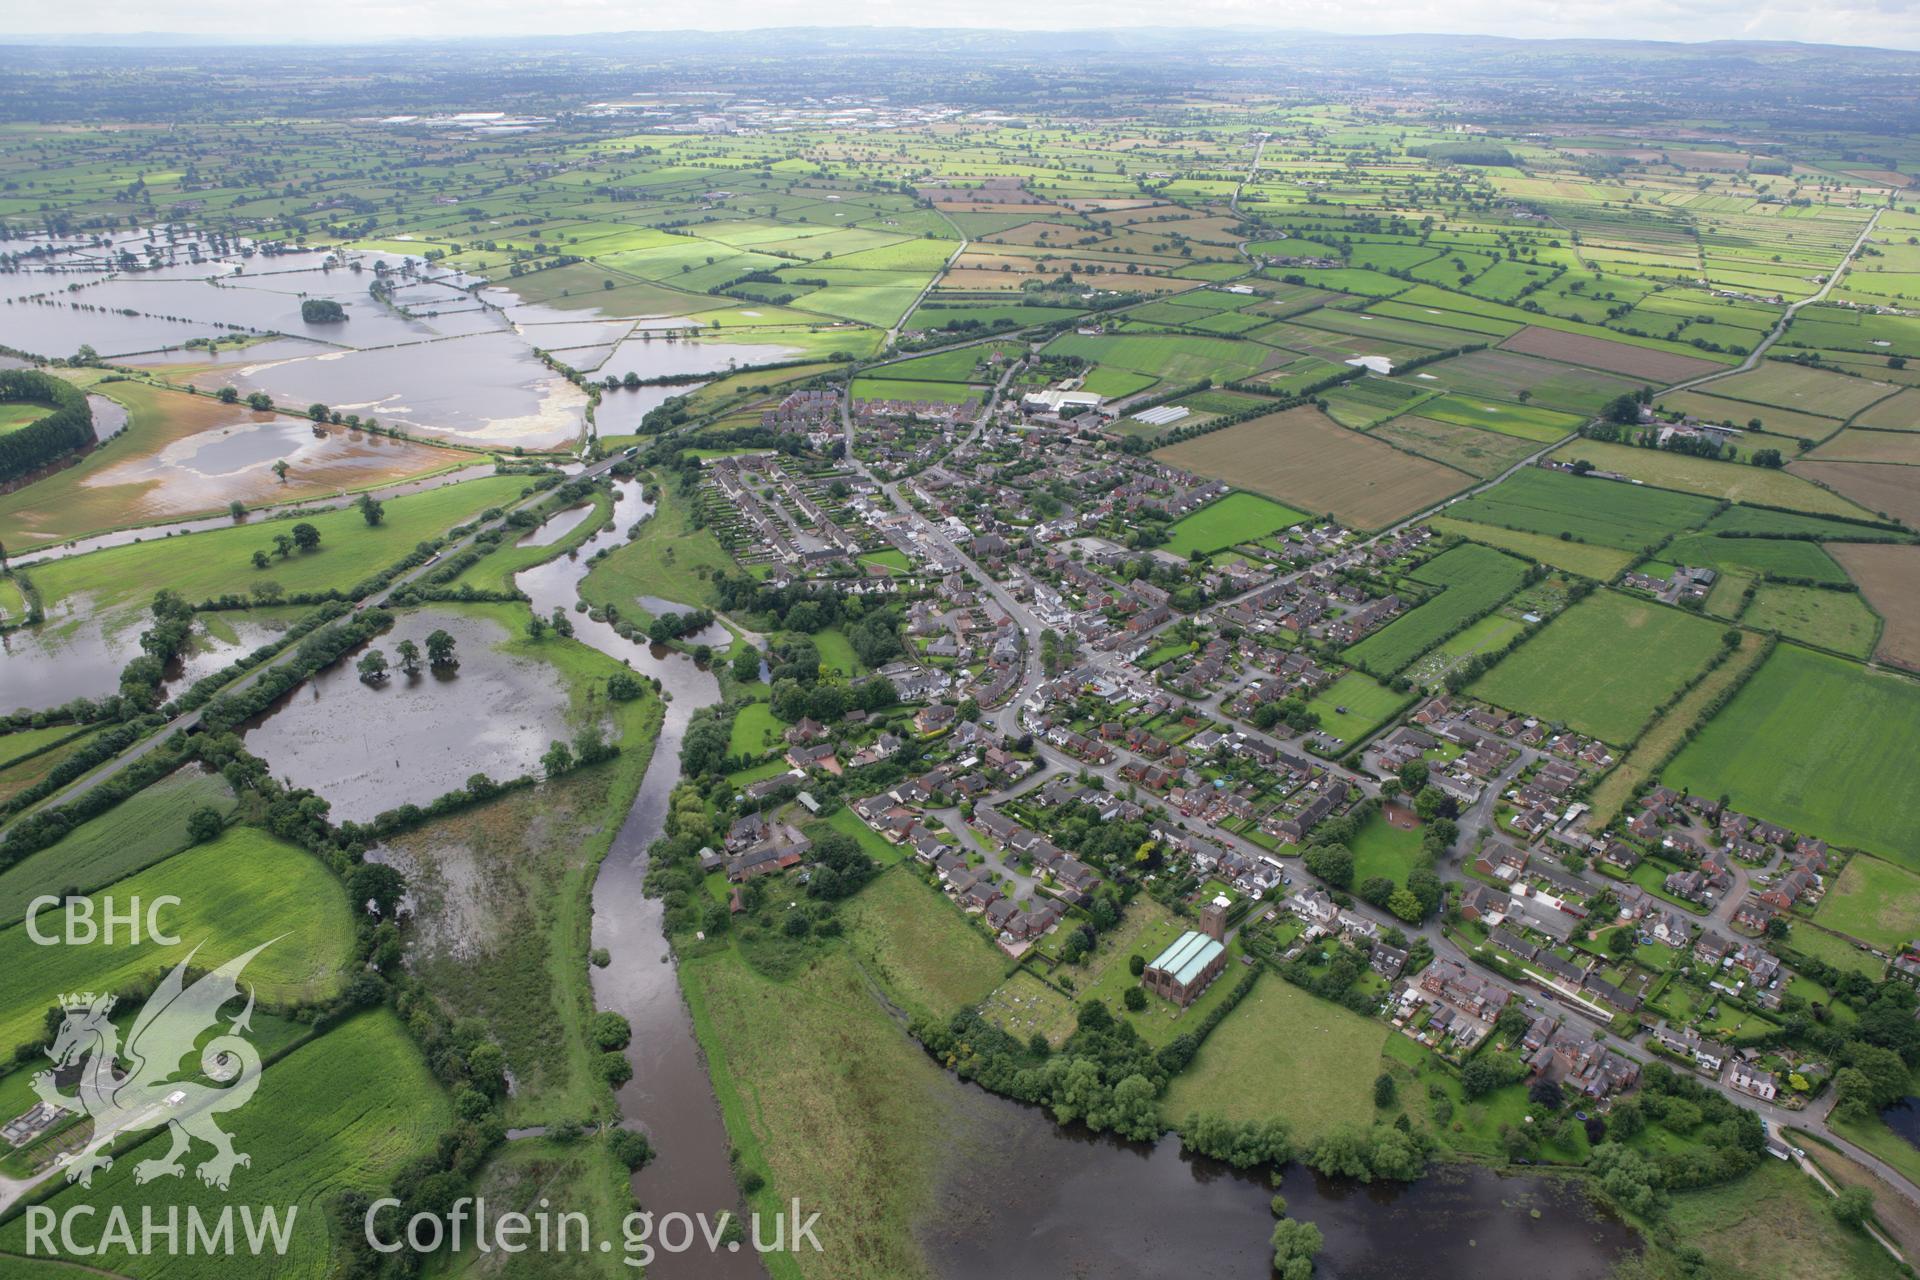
[591,382,704,437]
[516,503,598,548]
[924,1083,1641,1280]
[1879,1097,1920,1150]
[85,394,128,443]
[594,334,801,384]
[634,595,732,650]
[0,606,302,714]
[240,609,576,824]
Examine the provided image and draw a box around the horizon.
[5,13,1920,53]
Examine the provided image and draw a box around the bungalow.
[786,742,842,774]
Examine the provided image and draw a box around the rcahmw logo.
[23,940,296,1261]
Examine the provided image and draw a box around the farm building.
[1142,929,1227,1006]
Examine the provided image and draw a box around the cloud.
[15,0,1920,48]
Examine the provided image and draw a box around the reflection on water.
[240,609,576,824]
[1880,1097,1920,1149]
[925,1080,1640,1280]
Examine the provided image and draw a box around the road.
[1663,207,1882,396]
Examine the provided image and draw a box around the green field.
[0,828,355,1058]
[1445,467,1717,551]
[0,1010,449,1280]
[1430,516,1639,579]
[1666,645,1920,864]
[1661,1155,1907,1280]
[849,377,982,405]
[1660,532,1850,585]
[1815,854,1920,950]
[1349,812,1427,888]
[1304,671,1412,749]
[1162,491,1311,557]
[812,626,863,676]
[1160,976,1385,1144]
[30,475,530,612]
[729,698,788,756]
[1345,542,1529,674]
[1471,590,1726,743]
[580,479,738,621]
[839,866,1010,1023]
[1549,438,1872,517]
[0,767,237,925]
[1743,582,1880,658]
[1411,393,1582,442]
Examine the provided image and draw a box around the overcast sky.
[14,0,1920,51]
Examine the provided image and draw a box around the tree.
[348,862,406,918]
[590,1011,632,1051]
[300,298,347,323]
[185,806,224,844]
[426,629,458,670]
[542,739,575,778]
[356,493,385,526]
[251,549,271,570]
[271,532,293,559]
[1608,928,1636,955]
[216,385,240,404]
[1387,889,1424,923]
[731,644,762,684]
[1528,1076,1563,1111]
[271,459,290,483]
[1374,1072,1397,1108]
[1270,1217,1323,1280]
[1128,953,1147,977]
[291,522,321,553]
[356,649,390,684]
[1832,1185,1875,1230]
[1123,986,1148,1012]
[1604,392,1640,425]
[395,638,421,675]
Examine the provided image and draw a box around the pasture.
[1548,439,1870,517]
[1162,491,1311,556]
[1345,542,1529,674]
[1664,645,1920,864]
[1815,855,1920,951]
[840,867,1010,1024]
[1429,516,1638,578]
[1470,590,1726,744]
[1743,583,1880,658]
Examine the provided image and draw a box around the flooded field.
[0,605,304,714]
[240,608,579,823]
[924,1087,1641,1280]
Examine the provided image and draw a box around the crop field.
[1162,491,1311,556]
[1654,389,1846,440]
[1345,542,1529,674]
[1498,324,1726,382]
[1806,428,1920,465]
[1160,976,1384,1144]
[1851,386,1920,431]
[1743,583,1880,658]
[0,766,236,925]
[1155,406,1472,530]
[1548,439,1870,516]
[1829,542,1920,670]
[0,828,355,1058]
[1816,855,1920,950]
[1665,645,1920,863]
[1367,413,1538,477]
[1786,459,1920,527]
[1043,330,1275,385]
[1471,590,1726,743]
[1444,466,1716,553]
[0,1010,448,1280]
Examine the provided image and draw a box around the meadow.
[1815,854,1920,951]
[839,866,1011,1024]
[1159,976,1384,1144]
[1428,516,1639,579]
[1743,582,1880,658]
[1470,590,1726,743]
[1549,438,1870,517]
[1665,645,1920,864]
[1345,542,1529,674]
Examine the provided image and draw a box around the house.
[914,704,958,735]
[1142,930,1227,1006]
[1733,896,1777,933]
[786,742,842,774]
[1730,1062,1777,1101]
[785,717,828,745]
[726,812,771,852]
